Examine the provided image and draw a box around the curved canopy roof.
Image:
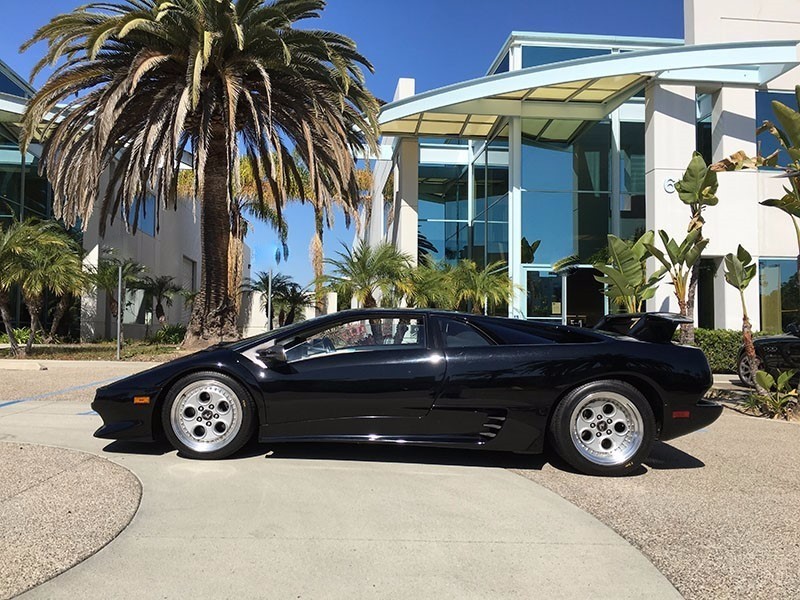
[379,40,800,144]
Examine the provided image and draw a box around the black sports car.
[93,309,721,476]
[737,323,800,386]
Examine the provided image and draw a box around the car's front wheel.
[549,380,655,476]
[737,352,762,387]
[162,372,255,459]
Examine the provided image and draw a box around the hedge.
[682,328,767,374]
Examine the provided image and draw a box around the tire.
[737,352,762,387]
[161,371,256,460]
[548,380,655,477]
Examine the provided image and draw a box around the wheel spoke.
[170,380,241,453]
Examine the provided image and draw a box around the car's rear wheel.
[549,380,655,476]
[737,352,762,387]
[162,372,255,459]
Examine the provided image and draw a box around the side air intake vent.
[479,412,507,439]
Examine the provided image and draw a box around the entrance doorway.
[524,266,606,327]
[565,268,605,327]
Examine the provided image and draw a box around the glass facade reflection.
[522,46,610,68]
[520,121,611,265]
[759,259,800,333]
[418,163,469,264]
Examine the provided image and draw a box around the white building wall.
[80,196,202,340]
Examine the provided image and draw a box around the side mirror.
[256,344,287,365]
[785,322,800,337]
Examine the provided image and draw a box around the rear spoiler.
[593,313,692,344]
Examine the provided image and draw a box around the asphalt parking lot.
[0,361,678,600]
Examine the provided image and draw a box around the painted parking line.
[77,410,99,416]
[0,377,121,409]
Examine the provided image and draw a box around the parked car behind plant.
[737,323,800,387]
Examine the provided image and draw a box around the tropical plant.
[723,245,760,390]
[672,152,719,344]
[521,238,541,264]
[0,220,41,355]
[321,242,412,308]
[744,370,799,419]
[89,255,147,338]
[152,323,188,345]
[21,0,379,348]
[273,282,313,325]
[1,220,81,355]
[594,232,665,314]
[0,327,44,346]
[404,258,455,309]
[137,275,183,325]
[645,229,708,319]
[450,260,514,315]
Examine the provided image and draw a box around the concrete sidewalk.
[0,362,681,599]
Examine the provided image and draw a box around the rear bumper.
[658,398,723,441]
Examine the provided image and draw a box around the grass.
[2,342,186,362]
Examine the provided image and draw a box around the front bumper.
[92,387,159,442]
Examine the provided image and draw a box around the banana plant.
[594,232,665,314]
[751,370,798,419]
[645,229,709,318]
[723,245,761,391]
[672,152,720,344]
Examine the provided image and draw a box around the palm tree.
[138,275,183,324]
[21,0,379,348]
[404,258,454,309]
[0,220,51,355]
[322,242,412,308]
[6,228,84,354]
[274,282,313,325]
[450,260,514,315]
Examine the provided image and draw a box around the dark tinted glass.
[756,91,794,168]
[439,319,492,347]
[522,46,610,69]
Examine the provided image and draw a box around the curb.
[0,360,46,371]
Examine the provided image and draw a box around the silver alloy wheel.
[170,379,242,453]
[569,391,644,466]
[738,355,762,386]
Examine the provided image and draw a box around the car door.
[258,313,445,427]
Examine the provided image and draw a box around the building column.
[709,87,760,330]
[645,82,697,314]
[508,117,524,318]
[392,138,419,265]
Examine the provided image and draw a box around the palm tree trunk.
[0,292,20,356]
[46,294,71,343]
[24,295,43,355]
[184,124,239,348]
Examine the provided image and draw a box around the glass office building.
[372,31,800,330]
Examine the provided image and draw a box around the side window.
[285,317,425,361]
[439,319,492,348]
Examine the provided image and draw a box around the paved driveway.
[0,361,680,599]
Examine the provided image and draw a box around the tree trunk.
[682,262,699,345]
[0,292,20,356]
[46,294,71,343]
[24,295,43,355]
[184,124,239,349]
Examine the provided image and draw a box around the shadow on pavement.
[644,441,705,470]
[100,438,705,472]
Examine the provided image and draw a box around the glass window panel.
[756,91,794,168]
[575,192,610,261]
[573,122,610,192]
[521,191,573,264]
[759,259,800,333]
[526,270,563,318]
[494,52,510,75]
[521,46,610,69]
[0,71,29,97]
[621,122,645,195]
[418,164,468,222]
[445,223,471,262]
[418,220,445,263]
[439,318,493,347]
[285,317,426,361]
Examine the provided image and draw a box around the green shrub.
[744,370,799,419]
[0,328,44,345]
[152,324,186,345]
[680,328,767,373]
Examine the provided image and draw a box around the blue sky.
[1,0,683,286]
